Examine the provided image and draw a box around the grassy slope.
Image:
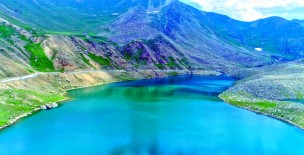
[220,61,304,128]
[0,23,55,72]
[0,89,65,126]
[87,53,111,67]
[24,43,55,72]
[0,25,15,37]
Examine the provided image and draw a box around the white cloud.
[182,0,304,21]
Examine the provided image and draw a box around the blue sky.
[180,0,304,21]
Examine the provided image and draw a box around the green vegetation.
[220,90,304,128]
[19,35,29,42]
[79,35,108,43]
[50,48,59,60]
[166,57,181,69]
[134,49,146,65]
[76,35,119,46]
[88,53,111,67]
[80,53,94,68]
[178,57,192,68]
[46,31,79,36]
[19,34,55,72]
[178,58,189,65]
[0,1,116,34]
[0,25,15,38]
[220,91,277,109]
[0,24,55,73]
[0,69,157,128]
[25,43,55,72]
[123,51,132,61]
[25,68,35,73]
[0,88,65,126]
[217,62,304,129]
[80,53,90,65]
[0,12,32,30]
[155,63,166,70]
[122,49,147,66]
[168,71,179,76]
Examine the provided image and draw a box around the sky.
[180,0,304,21]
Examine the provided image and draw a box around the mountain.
[213,16,304,59]
[0,18,193,78]
[105,1,304,66]
[292,19,304,27]
[0,0,303,78]
[0,0,169,33]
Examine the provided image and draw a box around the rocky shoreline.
[40,103,59,110]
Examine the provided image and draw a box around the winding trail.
[0,73,39,83]
[0,70,123,83]
[0,69,191,83]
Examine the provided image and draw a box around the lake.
[0,75,304,155]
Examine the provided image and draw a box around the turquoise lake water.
[0,75,304,155]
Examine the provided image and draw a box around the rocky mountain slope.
[1,0,304,78]
[0,16,192,79]
[0,0,303,84]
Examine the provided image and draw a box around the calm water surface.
[0,75,304,155]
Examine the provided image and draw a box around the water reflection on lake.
[0,75,304,155]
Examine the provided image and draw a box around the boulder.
[40,105,47,110]
[51,103,58,108]
[46,104,52,110]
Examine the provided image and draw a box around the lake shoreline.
[0,70,221,132]
[3,69,304,133]
[4,72,304,154]
[219,97,304,130]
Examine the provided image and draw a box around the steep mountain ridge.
[104,1,304,69]
[0,0,303,76]
[105,1,273,71]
